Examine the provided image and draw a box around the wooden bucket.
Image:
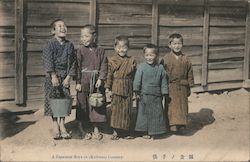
[50,97,73,117]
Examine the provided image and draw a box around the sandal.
[61,131,71,139]
[84,133,92,140]
[93,133,103,140]
[123,135,135,140]
[53,133,62,140]
[142,135,151,139]
[111,134,119,140]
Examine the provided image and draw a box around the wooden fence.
[0,0,249,104]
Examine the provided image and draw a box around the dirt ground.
[0,88,249,162]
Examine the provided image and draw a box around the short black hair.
[81,24,96,35]
[50,18,65,30]
[169,33,183,44]
[114,35,129,47]
[143,43,158,55]
[50,19,65,35]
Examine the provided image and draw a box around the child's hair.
[143,43,158,55]
[169,33,184,44]
[114,35,129,47]
[81,24,96,35]
[50,18,65,35]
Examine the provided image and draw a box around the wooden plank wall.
[0,0,249,103]
[0,0,15,101]
[158,0,247,92]
[207,1,246,85]
[25,0,90,101]
[96,0,152,62]
[158,1,204,86]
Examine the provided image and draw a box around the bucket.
[49,97,73,117]
[89,93,105,107]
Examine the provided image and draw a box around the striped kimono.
[105,54,137,130]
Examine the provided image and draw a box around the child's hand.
[133,92,140,100]
[75,84,82,92]
[51,73,60,87]
[164,94,171,103]
[95,79,102,88]
[62,76,70,88]
[105,88,112,102]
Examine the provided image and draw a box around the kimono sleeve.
[131,58,137,80]
[187,59,194,87]
[98,48,108,80]
[104,58,114,89]
[160,56,171,78]
[133,64,143,93]
[68,43,76,78]
[42,41,55,74]
[160,65,169,95]
[76,48,82,84]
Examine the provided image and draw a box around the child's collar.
[115,53,128,58]
[146,62,157,66]
[171,51,183,56]
[54,36,66,45]
[84,43,97,49]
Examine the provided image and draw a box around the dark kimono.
[161,52,194,126]
[105,54,137,130]
[76,45,108,123]
[42,38,76,116]
[133,63,168,135]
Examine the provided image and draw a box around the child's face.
[169,38,183,53]
[53,21,67,38]
[114,41,128,57]
[144,48,157,65]
[80,28,95,46]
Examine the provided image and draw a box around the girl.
[105,35,137,140]
[75,24,107,140]
[42,19,76,140]
[133,44,168,139]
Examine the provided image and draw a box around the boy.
[42,19,76,139]
[75,24,107,140]
[134,43,168,139]
[105,35,137,140]
[161,33,194,134]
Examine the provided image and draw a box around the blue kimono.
[133,63,168,135]
[42,38,76,116]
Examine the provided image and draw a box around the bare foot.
[52,120,61,140]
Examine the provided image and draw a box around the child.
[75,24,107,140]
[105,35,137,140]
[42,19,76,140]
[161,33,194,133]
[133,43,168,139]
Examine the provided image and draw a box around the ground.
[0,88,249,162]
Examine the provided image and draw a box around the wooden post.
[201,0,209,87]
[15,0,24,105]
[89,0,97,26]
[243,1,250,88]
[152,0,158,45]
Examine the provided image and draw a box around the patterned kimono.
[133,63,168,135]
[105,54,137,130]
[42,38,76,116]
[76,45,108,123]
[161,52,194,126]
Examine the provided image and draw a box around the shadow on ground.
[65,107,215,139]
[0,109,36,140]
[178,108,215,136]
